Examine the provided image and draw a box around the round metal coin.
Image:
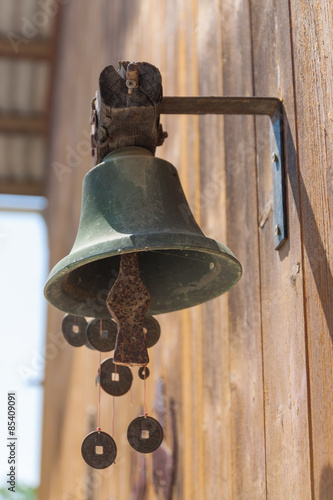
[86,318,117,352]
[138,366,150,380]
[127,416,163,453]
[81,430,117,469]
[100,358,133,396]
[144,316,161,348]
[62,314,87,347]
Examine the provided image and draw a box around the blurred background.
[0,1,58,498]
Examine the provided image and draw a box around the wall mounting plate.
[159,96,287,250]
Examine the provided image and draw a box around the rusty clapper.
[106,252,151,366]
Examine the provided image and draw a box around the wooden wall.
[39,1,333,498]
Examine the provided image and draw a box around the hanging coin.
[86,318,117,352]
[127,416,163,453]
[100,358,133,396]
[81,430,117,469]
[138,366,150,380]
[62,314,87,347]
[144,316,161,348]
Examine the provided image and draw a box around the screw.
[126,79,137,88]
[271,152,278,162]
[274,225,281,236]
[271,152,279,163]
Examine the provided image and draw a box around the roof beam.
[0,179,44,197]
[0,36,52,60]
[0,114,46,135]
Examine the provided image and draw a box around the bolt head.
[274,225,281,236]
[126,79,137,88]
[271,152,279,163]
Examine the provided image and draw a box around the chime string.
[143,328,147,417]
[97,351,101,431]
[143,367,147,418]
[112,363,117,437]
[97,320,103,432]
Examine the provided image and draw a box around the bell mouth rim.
[45,237,242,287]
[44,236,242,317]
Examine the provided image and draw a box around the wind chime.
[44,62,243,469]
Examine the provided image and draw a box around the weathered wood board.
[39,0,333,498]
[289,1,333,498]
[250,0,313,497]
[222,1,267,497]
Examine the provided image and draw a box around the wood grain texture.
[289,1,333,498]
[39,0,333,498]
[195,2,232,498]
[250,0,312,497]
[221,0,267,497]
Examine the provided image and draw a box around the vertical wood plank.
[221,0,267,497]
[288,1,333,498]
[184,2,206,498]
[157,3,187,499]
[177,8,194,497]
[196,1,232,498]
[250,0,312,497]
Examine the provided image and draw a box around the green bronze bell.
[44,147,242,318]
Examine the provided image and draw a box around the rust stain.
[107,252,151,366]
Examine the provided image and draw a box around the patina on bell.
[44,147,242,318]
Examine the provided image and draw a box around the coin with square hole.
[144,316,161,348]
[100,358,133,396]
[138,366,150,380]
[81,430,117,469]
[62,314,88,347]
[86,318,117,352]
[127,416,163,453]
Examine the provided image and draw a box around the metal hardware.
[100,358,133,396]
[81,430,117,469]
[138,366,150,380]
[107,253,151,367]
[44,147,242,318]
[61,314,87,347]
[159,96,281,115]
[143,316,161,348]
[126,62,139,95]
[274,225,281,236]
[127,416,164,453]
[270,110,287,249]
[86,318,117,352]
[159,96,287,250]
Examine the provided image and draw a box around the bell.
[44,147,242,318]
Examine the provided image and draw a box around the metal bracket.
[270,109,286,249]
[159,96,287,250]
